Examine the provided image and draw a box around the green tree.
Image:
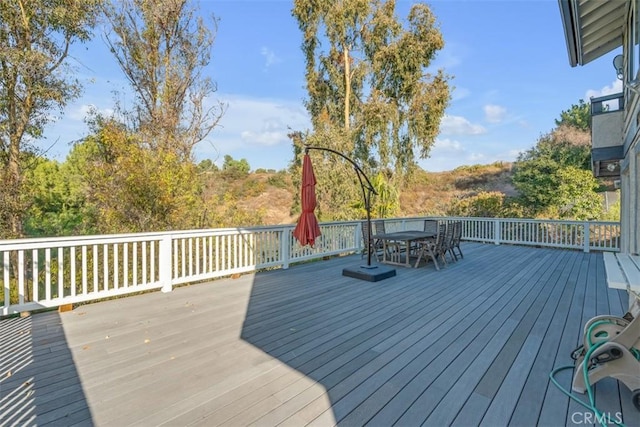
[222,155,251,179]
[291,0,450,220]
[552,167,602,220]
[197,159,219,173]
[555,99,590,131]
[79,116,203,233]
[23,157,89,237]
[371,172,400,218]
[512,123,592,217]
[0,0,100,239]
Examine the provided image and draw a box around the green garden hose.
[549,319,640,427]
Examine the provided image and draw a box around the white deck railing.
[0,217,619,315]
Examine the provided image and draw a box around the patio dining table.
[372,230,436,268]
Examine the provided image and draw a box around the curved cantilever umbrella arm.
[303,144,379,266]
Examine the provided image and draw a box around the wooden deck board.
[340,249,566,426]
[1,243,637,427]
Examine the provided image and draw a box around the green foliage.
[240,178,267,197]
[555,99,590,131]
[552,167,603,220]
[23,157,91,236]
[267,171,290,189]
[197,159,219,173]
[512,123,594,218]
[79,116,203,233]
[222,155,251,179]
[600,193,620,221]
[371,172,400,218]
[0,0,101,238]
[447,191,506,218]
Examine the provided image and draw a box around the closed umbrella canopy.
[293,154,321,247]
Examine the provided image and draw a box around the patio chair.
[361,220,383,261]
[442,221,457,264]
[373,219,401,260]
[450,221,464,260]
[423,219,439,234]
[409,219,439,256]
[413,223,446,270]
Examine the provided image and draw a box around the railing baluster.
[3,252,9,313]
[71,247,76,297]
[33,249,39,302]
[113,244,119,290]
[181,239,186,279]
[188,237,193,277]
[151,241,156,284]
[18,250,25,305]
[124,243,128,288]
[58,247,64,298]
[103,244,109,292]
[45,248,51,301]
[133,242,138,287]
[143,242,147,285]
[93,245,99,293]
[82,246,87,295]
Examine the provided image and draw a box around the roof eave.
[559,0,580,67]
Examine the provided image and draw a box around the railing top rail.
[0,220,366,249]
[0,217,619,250]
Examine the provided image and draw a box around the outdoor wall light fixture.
[613,54,624,80]
[606,162,618,172]
[613,53,640,94]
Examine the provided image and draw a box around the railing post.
[281,229,290,269]
[494,219,501,245]
[160,235,173,293]
[583,221,590,253]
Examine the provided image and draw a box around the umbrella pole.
[304,145,377,267]
[303,145,396,282]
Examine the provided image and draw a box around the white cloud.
[431,138,464,154]
[439,115,486,136]
[451,86,471,101]
[68,104,115,121]
[197,94,310,167]
[483,104,507,123]
[260,47,282,69]
[240,129,285,146]
[585,79,623,100]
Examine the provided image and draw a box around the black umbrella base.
[342,264,396,282]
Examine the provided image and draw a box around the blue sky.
[44,0,623,172]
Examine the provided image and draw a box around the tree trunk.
[343,43,350,131]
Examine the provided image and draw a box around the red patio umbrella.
[293,153,322,247]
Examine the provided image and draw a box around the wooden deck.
[1,243,639,426]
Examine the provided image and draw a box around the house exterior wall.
[615,1,639,255]
[618,115,639,254]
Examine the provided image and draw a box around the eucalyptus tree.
[102,0,225,160]
[291,0,450,219]
[0,0,101,239]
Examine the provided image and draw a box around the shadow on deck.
[0,312,92,425]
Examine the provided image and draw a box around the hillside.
[237,162,515,224]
